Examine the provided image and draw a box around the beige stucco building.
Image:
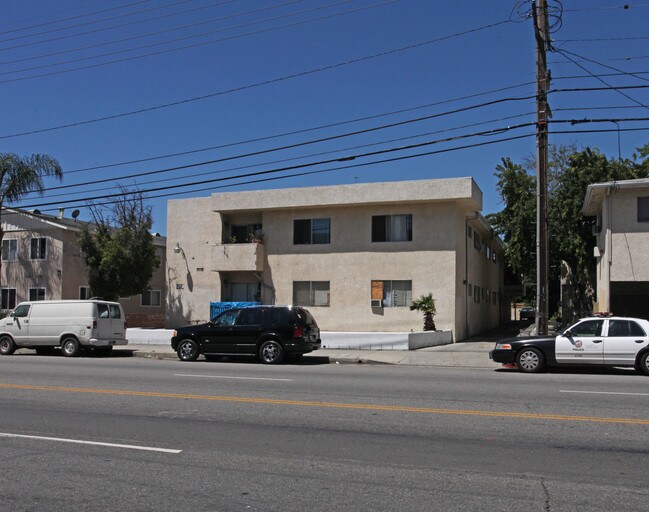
[0,208,167,327]
[166,178,505,340]
[583,178,649,318]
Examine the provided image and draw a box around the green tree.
[410,293,437,331]
[0,153,63,286]
[78,190,160,301]
[491,145,649,320]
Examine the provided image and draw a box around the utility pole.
[533,0,550,335]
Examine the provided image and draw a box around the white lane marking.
[0,433,182,453]
[560,390,649,397]
[174,373,292,382]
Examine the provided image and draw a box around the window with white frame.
[79,286,92,300]
[293,218,330,245]
[30,238,46,260]
[371,280,412,307]
[29,288,45,301]
[293,281,330,307]
[1,288,16,309]
[1,239,17,261]
[372,214,412,242]
[141,290,161,306]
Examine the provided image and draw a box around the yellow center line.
[2,383,648,425]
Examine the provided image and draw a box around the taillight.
[92,320,97,330]
[292,326,304,338]
[124,321,128,330]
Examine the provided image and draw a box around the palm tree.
[0,153,63,287]
[410,293,437,331]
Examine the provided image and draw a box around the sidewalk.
[123,323,525,368]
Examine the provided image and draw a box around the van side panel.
[28,303,94,346]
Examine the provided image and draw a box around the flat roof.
[583,178,649,216]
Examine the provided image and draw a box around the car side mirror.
[562,329,572,337]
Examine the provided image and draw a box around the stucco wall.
[609,188,649,282]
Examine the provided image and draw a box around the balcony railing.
[211,242,264,272]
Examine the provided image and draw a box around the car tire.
[258,340,284,364]
[0,335,16,356]
[177,339,199,361]
[61,337,81,357]
[636,351,649,376]
[516,347,545,373]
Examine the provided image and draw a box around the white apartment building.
[166,178,505,340]
[583,178,649,319]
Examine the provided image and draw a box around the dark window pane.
[372,215,387,242]
[638,197,649,222]
[293,281,311,305]
[630,321,646,336]
[571,320,603,337]
[608,320,630,336]
[237,308,263,325]
[312,218,330,244]
[294,219,311,244]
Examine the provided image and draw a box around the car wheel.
[177,339,199,361]
[61,337,81,357]
[636,351,649,376]
[0,335,16,356]
[258,340,284,364]
[516,347,545,373]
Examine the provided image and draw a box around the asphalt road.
[1,353,649,511]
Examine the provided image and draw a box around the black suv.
[171,306,321,364]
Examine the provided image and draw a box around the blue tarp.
[209,301,261,320]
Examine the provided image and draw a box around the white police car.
[490,314,649,374]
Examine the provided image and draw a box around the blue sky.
[3,0,649,234]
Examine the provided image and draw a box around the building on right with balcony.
[166,178,505,340]
[583,178,649,318]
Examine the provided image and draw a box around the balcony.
[211,242,265,272]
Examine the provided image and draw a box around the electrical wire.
[555,48,649,83]
[0,0,400,83]
[0,18,516,139]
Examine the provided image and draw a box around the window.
[608,320,646,337]
[215,310,238,326]
[141,290,161,306]
[13,304,30,317]
[230,282,259,302]
[638,197,649,222]
[79,286,92,300]
[468,283,472,296]
[237,308,264,325]
[570,320,603,337]
[1,288,16,309]
[474,285,480,303]
[372,214,412,242]
[370,280,412,307]
[2,239,17,261]
[29,288,45,301]
[486,245,492,260]
[474,232,482,251]
[30,238,46,260]
[293,281,330,307]
[97,303,109,318]
[110,305,121,319]
[293,218,330,245]
[467,226,472,238]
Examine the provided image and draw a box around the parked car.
[519,306,536,321]
[0,300,128,357]
[171,305,321,364]
[489,315,649,374]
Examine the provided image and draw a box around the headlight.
[495,343,512,350]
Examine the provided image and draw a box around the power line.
[27,111,537,200]
[0,0,301,66]
[0,0,239,52]
[0,0,399,83]
[0,18,515,139]
[0,0,355,72]
[0,0,154,36]
[555,48,649,83]
[20,132,537,212]
[563,3,649,11]
[60,81,536,175]
[0,0,193,44]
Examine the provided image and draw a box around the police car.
[489,314,649,374]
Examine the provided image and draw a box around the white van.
[0,300,128,357]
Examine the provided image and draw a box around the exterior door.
[603,319,649,365]
[4,304,30,343]
[202,309,239,354]
[555,319,605,364]
[233,308,264,354]
[96,303,112,340]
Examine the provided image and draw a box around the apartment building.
[0,208,167,327]
[166,178,504,340]
[583,178,649,318]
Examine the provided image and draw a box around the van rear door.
[109,304,126,341]
[96,303,112,340]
